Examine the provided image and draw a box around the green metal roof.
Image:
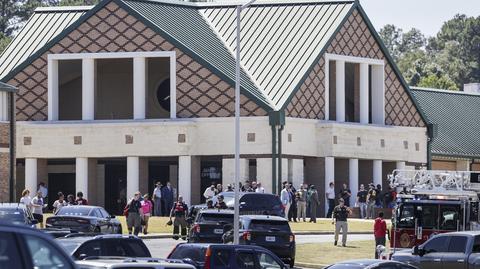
[0,6,91,80]
[0,82,16,92]
[411,87,480,159]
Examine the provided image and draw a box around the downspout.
[427,123,436,170]
[9,92,15,202]
[277,125,284,195]
[271,125,277,195]
[269,111,285,195]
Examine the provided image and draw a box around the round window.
[156,79,170,111]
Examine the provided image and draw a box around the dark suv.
[188,209,233,243]
[167,243,289,269]
[223,215,296,267]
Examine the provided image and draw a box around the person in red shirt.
[374,212,389,259]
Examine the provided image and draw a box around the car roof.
[435,231,480,237]
[0,203,27,209]
[333,259,409,266]
[76,258,195,268]
[240,215,287,221]
[176,243,270,251]
[59,205,99,210]
[198,209,234,214]
[57,234,141,242]
[0,222,53,238]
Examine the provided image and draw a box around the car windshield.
[212,193,234,206]
[240,195,282,210]
[0,208,25,223]
[199,213,233,223]
[57,240,82,254]
[169,246,206,263]
[249,220,291,232]
[57,207,91,216]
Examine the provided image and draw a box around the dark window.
[440,205,460,230]
[256,252,282,269]
[448,236,468,253]
[99,208,110,218]
[397,204,415,228]
[156,79,171,111]
[239,194,282,211]
[420,205,438,229]
[397,266,417,269]
[249,220,291,232]
[473,236,480,253]
[102,240,127,256]
[169,246,206,263]
[121,240,150,257]
[376,264,397,269]
[423,236,449,253]
[212,249,232,267]
[75,240,101,259]
[0,232,22,267]
[198,213,233,223]
[235,252,256,269]
[93,209,103,218]
[23,234,73,269]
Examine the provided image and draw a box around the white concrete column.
[127,156,139,200]
[82,58,95,120]
[133,57,146,120]
[373,160,383,187]
[75,157,89,199]
[25,158,38,194]
[396,161,406,170]
[359,63,369,124]
[169,55,177,119]
[291,159,304,189]
[336,60,345,122]
[349,158,359,205]
[371,65,385,125]
[48,59,59,121]
[256,158,273,193]
[222,158,249,188]
[325,157,335,212]
[178,156,192,205]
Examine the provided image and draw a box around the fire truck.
[389,169,480,250]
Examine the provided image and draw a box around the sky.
[360,0,480,37]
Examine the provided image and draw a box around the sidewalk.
[138,230,372,239]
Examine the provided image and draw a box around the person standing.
[214,195,228,209]
[296,185,307,222]
[308,185,320,223]
[153,182,163,216]
[280,182,291,219]
[332,198,352,247]
[170,196,188,240]
[75,192,88,205]
[339,183,352,207]
[31,191,45,228]
[375,184,383,208]
[326,182,335,218]
[126,192,143,236]
[255,182,265,193]
[383,186,396,209]
[38,182,48,207]
[374,212,389,259]
[67,194,76,206]
[356,184,368,219]
[216,184,223,194]
[141,194,153,235]
[52,192,67,215]
[162,181,175,217]
[20,189,32,212]
[203,184,216,201]
[366,184,377,219]
[288,183,297,222]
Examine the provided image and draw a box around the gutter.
[269,111,285,195]
[9,92,15,202]
[427,123,437,169]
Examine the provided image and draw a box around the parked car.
[0,221,77,268]
[222,215,296,267]
[391,231,480,269]
[56,234,151,260]
[46,206,122,233]
[0,203,38,227]
[190,192,284,219]
[324,259,419,269]
[76,257,195,269]
[188,209,234,243]
[167,243,290,269]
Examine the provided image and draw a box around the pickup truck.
[392,231,480,269]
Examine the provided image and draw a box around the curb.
[295,262,327,269]
[138,231,372,239]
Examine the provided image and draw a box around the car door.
[0,232,26,268]
[255,251,284,269]
[21,234,75,269]
[93,209,108,232]
[235,251,257,269]
[99,208,114,233]
[418,235,449,269]
[441,236,468,269]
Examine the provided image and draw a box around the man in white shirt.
[203,184,216,201]
[325,181,335,218]
[31,191,45,228]
[255,182,265,193]
[280,182,291,218]
[38,182,48,204]
[153,182,163,216]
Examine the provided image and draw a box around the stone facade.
[286,9,426,128]
[7,2,267,121]
[0,123,10,201]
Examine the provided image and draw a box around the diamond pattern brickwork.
[286,9,426,127]
[8,2,267,121]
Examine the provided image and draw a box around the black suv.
[223,215,296,267]
[56,234,151,260]
[167,243,289,269]
[0,203,38,227]
[188,209,234,243]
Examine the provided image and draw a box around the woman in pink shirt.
[141,194,153,234]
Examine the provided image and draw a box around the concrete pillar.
[82,58,95,120]
[25,158,38,194]
[178,156,192,205]
[325,157,334,212]
[138,158,149,196]
[371,65,385,125]
[396,161,406,170]
[256,158,272,193]
[373,160,383,187]
[456,160,470,171]
[133,57,146,120]
[222,158,249,188]
[169,165,178,194]
[127,156,139,200]
[48,59,59,121]
[349,158,359,205]
[359,63,369,124]
[75,157,89,199]
[291,159,304,189]
[335,60,345,122]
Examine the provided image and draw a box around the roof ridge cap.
[411,86,480,97]
[34,6,94,12]
[125,0,354,8]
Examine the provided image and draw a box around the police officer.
[332,198,352,247]
[169,196,188,240]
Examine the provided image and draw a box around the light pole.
[234,0,256,245]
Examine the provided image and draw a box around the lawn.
[296,240,377,266]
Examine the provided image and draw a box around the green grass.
[296,240,377,265]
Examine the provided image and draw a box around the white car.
[76,257,196,269]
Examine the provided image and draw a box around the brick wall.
[0,123,10,201]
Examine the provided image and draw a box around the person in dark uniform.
[214,195,228,209]
[126,192,143,236]
[332,198,352,247]
[170,196,188,240]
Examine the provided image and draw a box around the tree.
[379,24,402,61]
[418,74,458,91]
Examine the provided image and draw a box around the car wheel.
[289,259,295,268]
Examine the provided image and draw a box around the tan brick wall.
[432,160,456,171]
[8,2,267,121]
[286,9,426,128]
[0,153,9,201]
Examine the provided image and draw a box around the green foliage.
[379,24,426,61]
[0,33,12,52]
[418,74,459,91]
